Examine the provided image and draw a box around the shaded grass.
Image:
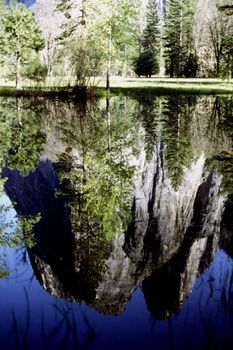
[0,77,232,99]
[104,77,233,95]
[0,85,92,99]
[109,85,233,97]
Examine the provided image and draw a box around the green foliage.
[55,0,141,84]
[17,214,41,248]
[0,1,45,88]
[22,52,47,83]
[84,154,135,239]
[0,192,40,250]
[162,96,195,190]
[134,0,160,77]
[0,203,40,278]
[56,33,104,86]
[55,97,139,239]
[136,96,164,159]
[7,116,45,175]
[205,96,233,194]
[0,98,46,176]
[0,265,11,279]
[164,0,197,78]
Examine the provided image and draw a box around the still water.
[0,94,232,349]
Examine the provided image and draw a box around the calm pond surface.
[0,94,232,350]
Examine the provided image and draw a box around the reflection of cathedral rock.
[2,93,232,317]
[2,140,227,317]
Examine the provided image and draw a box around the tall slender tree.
[134,0,160,77]
[163,0,197,78]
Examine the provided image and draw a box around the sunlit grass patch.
[105,77,233,93]
[0,76,232,97]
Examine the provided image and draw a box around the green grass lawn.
[102,77,233,95]
[0,76,232,97]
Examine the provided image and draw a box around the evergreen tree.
[162,96,194,190]
[134,0,160,77]
[0,1,44,88]
[163,0,197,78]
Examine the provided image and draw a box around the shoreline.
[0,78,232,98]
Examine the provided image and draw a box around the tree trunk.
[15,56,21,90]
[106,32,112,91]
[106,96,111,151]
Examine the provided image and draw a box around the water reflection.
[0,94,232,348]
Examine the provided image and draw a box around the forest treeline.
[0,0,232,88]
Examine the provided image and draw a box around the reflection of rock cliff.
[3,147,226,316]
[95,149,225,315]
[142,169,224,319]
[2,95,232,318]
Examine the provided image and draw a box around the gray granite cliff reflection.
[2,95,233,318]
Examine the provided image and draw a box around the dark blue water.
[0,242,233,350]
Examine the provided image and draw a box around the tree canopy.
[0,1,44,88]
[0,0,231,87]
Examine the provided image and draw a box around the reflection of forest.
[0,95,233,318]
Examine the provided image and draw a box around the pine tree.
[163,0,197,78]
[134,0,160,77]
[0,1,44,88]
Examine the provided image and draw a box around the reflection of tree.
[56,97,139,239]
[0,97,46,176]
[0,193,40,279]
[0,97,44,277]
[52,97,140,302]
[162,96,195,190]
[206,97,233,195]
[214,96,233,143]
[137,96,164,160]
[205,97,233,257]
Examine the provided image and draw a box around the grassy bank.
[0,77,232,98]
[104,77,233,96]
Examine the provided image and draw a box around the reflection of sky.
[11,0,36,6]
[0,245,233,349]
[84,250,233,350]
[0,193,18,234]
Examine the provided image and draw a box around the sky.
[18,0,35,6]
